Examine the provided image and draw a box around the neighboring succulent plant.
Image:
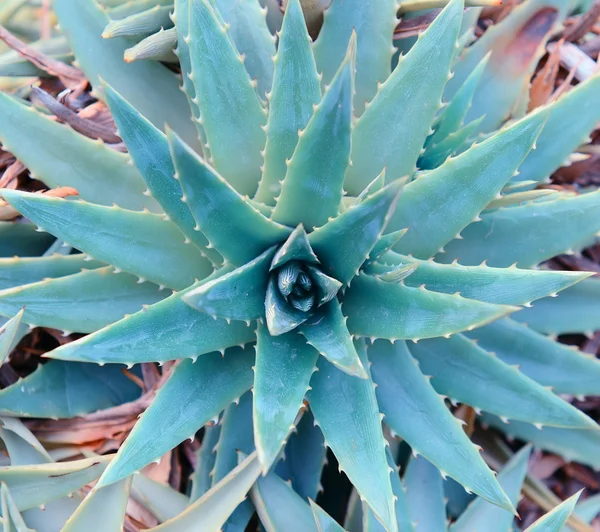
[0,0,599,530]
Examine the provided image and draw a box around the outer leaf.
[309,341,398,532]
[344,0,463,194]
[46,272,256,365]
[272,37,353,229]
[310,499,346,532]
[440,190,600,268]
[1,191,213,290]
[22,498,80,532]
[369,340,514,513]
[190,425,220,501]
[0,223,53,258]
[0,456,112,510]
[389,108,548,259]
[53,0,199,147]
[0,418,52,466]
[97,348,254,488]
[275,409,326,501]
[0,92,155,210]
[211,392,255,531]
[131,475,189,522]
[148,452,262,532]
[213,0,275,99]
[61,477,132,532]
[187,0,266,195]
[255,0,321,205]
[169,130,291,267]
[409,335,598,428]
[308,181,403,285]
[482,414,600,469]
[404,456,447,532]
[525,491,582,532]
[343,273,516,341]
[0,309,23,366]
[182,247,276,321]
[514,278,600,335]
[254,323,318,472]
[300,300,368,378]
[0,360,142,419]
[518,73,600,183]
[0,254,104,292]
[467,318,600,396]
[0,267,167,333]
[451,445,531,532]
[250,468,320,532]
[313,0,398,114]
[446,0,568,133]
[103,84,223,265]
[370,252,590,306]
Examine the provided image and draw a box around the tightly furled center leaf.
[266,225,342,335]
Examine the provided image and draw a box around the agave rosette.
[0,0,599,529]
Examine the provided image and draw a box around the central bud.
[265,225,342,336]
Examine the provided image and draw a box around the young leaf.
[524,491,582,532]
[404,456,447,532]
[0,309,23,366]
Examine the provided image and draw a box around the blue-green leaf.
[0,267,167,333]
[0,360,142,419]
[313,0,398,115]
[308,181,403,285]
[310,499,346,532]
[409,335,597,429]
[343,273,516,341]
[467,318,600,396]
[0,223,54,259]
[131,474,189,523]
[0,92,155,211]
[254,323,318,472]
[404,456,447,532]
[0,254,104,292]
[0,309,23,366]
[168,129,291,267]
[370,252,590,306]
[344,0,463,194]
[451,445,532,532]
[98,348,254,488]
[54,0,199,147]
[189,425,220,501]
[389,107,549,259]
[272,36,353,229]
[102,6,173,38]
[102,84,223,265]
[369,340,514,513]
[255,0,321,205]
[183,247,275,321]
[46,271,256,365]
[514,278,600,335]
[275,409,326,501]
[213,0,275,99]
[61,477,132,532]
[440,190,600,268]
[187,0,267,195]
[300,300,367,378]
[148,452,262,532]
[525,491,582,532]
[309,341,398,532]
[1,191,213,290]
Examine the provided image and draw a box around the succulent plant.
[0,0,599,530]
